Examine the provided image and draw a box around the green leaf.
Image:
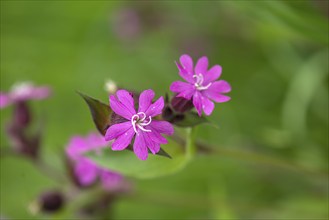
[78,91,112,136]
[87,128,196,179]
[173,112,209,127]
[157,148,172,159]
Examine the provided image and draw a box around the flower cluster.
[0,54,231,218]
[103,54,231,160]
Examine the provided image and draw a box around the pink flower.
[66,133,123,190]
[105,89,174,160]
[0,82,51,108]
[170,54,231,116]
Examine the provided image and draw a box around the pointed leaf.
[126,144,172,159]
[157,147,172,159]
[78,92,112,136]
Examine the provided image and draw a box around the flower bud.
[30,190,65,214]
[171,96,194,113]
[39,190,64,213]
[104,79,118,94]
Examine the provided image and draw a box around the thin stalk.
[169,134,328,179]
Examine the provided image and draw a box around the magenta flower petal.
[74,159,98,186]
[145,96,164,117]
[32,86,52,100]
[179,54,194,73]
[208,80,231,93]
[138,89,155,112]
[116,90,136,115]
[109,95,134,120]
[203,65,222,85]
[144,132,161,154]
[133,133,148,160]
[176,88,196,100]
[0,93,11,108]
[148,143,160,155]
[202,97,215,116]
[112,127,135,150]
[105,121,132,141]
[149,120,174,135]
[170,81,195,99]
[146,128,168,144]
[175,61,194,84]
[170,81,194,94]
[193,91,203,116]
[195,56,208,76]
[204,92,231,103]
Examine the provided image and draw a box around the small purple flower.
[0,82,51,108]
[105,89,174,160]
[170,54,231,116]
[66,133,123,190]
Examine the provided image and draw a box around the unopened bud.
[171,96,194,113]
[38,190,64,213]
[104,80,118,94]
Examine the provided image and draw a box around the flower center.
[131,112,152,133]
[193,74,212,91]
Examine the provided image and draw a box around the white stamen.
[137,124,152,132]
[193,73,212,91]
[131,115,139,133]
[137,112,147,121]
[139,116,152,126]
[131,112,152,134]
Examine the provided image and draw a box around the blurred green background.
[1,0,328,219]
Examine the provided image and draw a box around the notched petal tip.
[145,96,164,117]
[195,56,209,73]
[138,89,155,113]
[180,54,193,62]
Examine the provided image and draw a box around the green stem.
[186,127,197,159]
[169,134,328,179]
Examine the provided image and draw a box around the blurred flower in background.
[0,82,51,109]
[111,7,141,42]
[0,82,51,159]
[111,2,168,44]
[66,132,124,190]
